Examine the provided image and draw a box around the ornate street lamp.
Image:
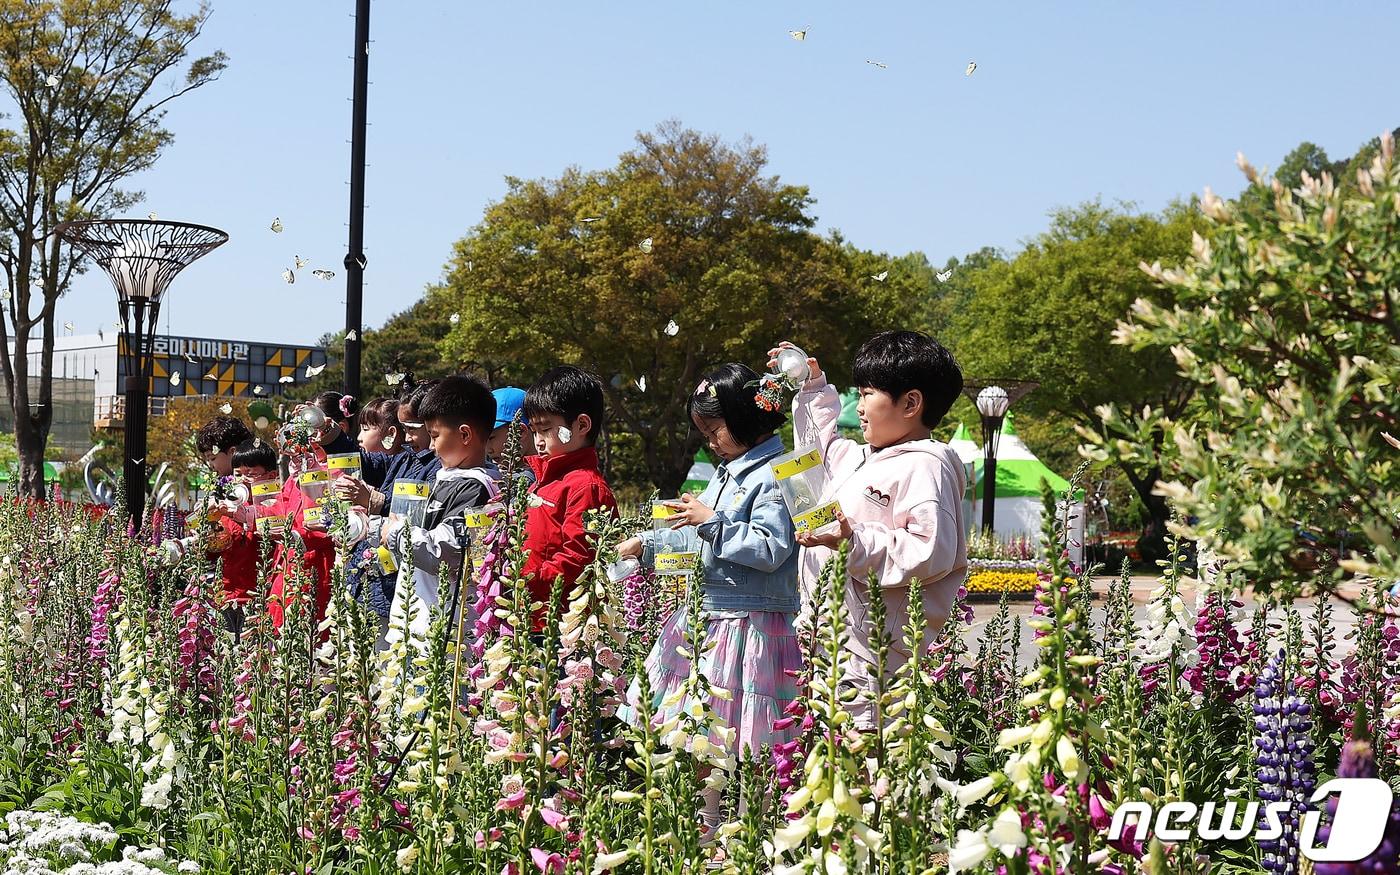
[56,219,228,524]
[963,379,1037,534]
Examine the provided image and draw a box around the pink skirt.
[620,608,802,756]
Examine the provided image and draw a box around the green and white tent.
[964,414,1085,564]
[681,447,717,495]
[947,422,980,466]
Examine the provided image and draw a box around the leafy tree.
[949,200,1205,559]
[1090,140,1400,599]
[0,0,225,498]
[434,121,915,493]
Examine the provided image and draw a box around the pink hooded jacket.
[792,376,968,726]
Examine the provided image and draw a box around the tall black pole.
[343,0,371,401]
[123,299,153,526]
[980,414,1003,534]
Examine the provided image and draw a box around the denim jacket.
[640,435,799,613]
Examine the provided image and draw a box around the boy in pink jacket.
[771,330,968,728]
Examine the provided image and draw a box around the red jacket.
[523,447,616,621]
[208,516,259,605]
[268,478,335,629]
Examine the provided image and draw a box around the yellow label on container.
[393,482,430,498]
[257,516,285,536]
[251,480,281,497]
[376,545,397,575]
[655,551,698,574]
[298,470,329,485]
[652,503,679,520]
[302,507,324,526]
[772,449,823,480]
[463,512,492,529]
[327,455,361,470]
[793,501,840,534]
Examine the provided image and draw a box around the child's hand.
[665,493,715,528]
[334,476,371,509]
[795,509,852,549]
[617,536,643,559]
[767,341,823,384]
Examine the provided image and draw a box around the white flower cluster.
[104,605,178,811]
[966,558,1043,573]
[0,811,199,875]
[1136,581,1195,669]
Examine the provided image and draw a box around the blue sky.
[51,1,1400,346]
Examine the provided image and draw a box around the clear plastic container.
[651,500,698,576]
[390,480,430,530]
[769,447,841,536]
[775,345,811,384]
[326,452,362,480]
[250,475,282,507]
[462,507,494,571]
[297,468,330,505]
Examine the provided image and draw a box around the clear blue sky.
[53,1,1400,346]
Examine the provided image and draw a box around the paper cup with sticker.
[326,452,362,481]
[297,468,330,506]
[651,500,698,576]
[769,447,841,537]
[250,475,283,508]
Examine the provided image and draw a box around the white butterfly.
[965,61,977,76]
[557,426,573,444]
[147,212,158,220]
[270,217,283,233]
[279,375,294,384]
[184,353,198,364]
[345,330,358,341]
[305,363,325,378]
[282,268,295,284]
[205,367,219,379]
[1385,432,1400,451]
[581,216,602,223]
[385,372,406,385]
[63,321,73,332]
[866,60,888,69]
[312,269,335,280]
[466,259,473,271]
[789,28,807,41]
[295,255,309,269]
[871,270,889,282]
[664,319,679,336]
[936,269,953,282]
[636,376,647,393]
[639,237,653,254]
[219,403,233,415]
[44,74,59,89]
[253,385,266,396]
[170,371,181,387]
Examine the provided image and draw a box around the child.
[617,363,803,835]
[357,397,404,455]
[193,416,253,635]
[196,415,253,478]
[487,386,537,486]
[381,375,500,644]
[218,437,279,638]
[773,330,968,729]
[521,366,617,625]
[313,391,360,454]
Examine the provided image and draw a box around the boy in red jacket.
[195,416,256,637]
[522,367,617,625]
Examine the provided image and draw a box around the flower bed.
[964,559,1042,597]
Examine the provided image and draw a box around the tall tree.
[0,0,225,498]
[435,121,912,494]
[950,200,1205,559]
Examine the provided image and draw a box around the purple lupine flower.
[1314,738,1400,874]
[1255,651,1316,874]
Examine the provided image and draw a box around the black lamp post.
[976,386,1010,534]
[57,219,228,524]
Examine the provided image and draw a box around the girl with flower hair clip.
[616,362,804,839]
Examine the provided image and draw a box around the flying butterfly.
[449,313,460,325]
[965,61,977,76]
[581,216,602,224]
[636,376,647,393]
[305,363,325,378]
[639,237,653,254]
[789,28,807,41]
[169,371,181,387]
[871,270,889,282]
[866,60,888,69]
[282,268,295,284]
[346,330,358,341]
[184,353,198,364]
[147,212,158,220]
[219,403,233,415]
[936,269,953,283]
[253,385,266,396]
[44,74,59,89]
[270,217,283,233]
[63,321,74,332]
[279,375,294,384]
[295,255,309,269]
[1385,432,1400,451]
[664,319,679,337]
[312,269,335,280]
[385,372,406,386]
[205,367,219,379]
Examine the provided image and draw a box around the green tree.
[950,200,1204,558]
[1090,139,1400,598]
[0,0,225,498]
[434,122,914,494]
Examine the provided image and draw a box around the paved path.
[963,575,1369,668]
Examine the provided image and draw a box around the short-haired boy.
[196,415,254,476]
[214,437,279,638]
[773,330,968,728]
[381,375,500,645]
[521,366,617,627]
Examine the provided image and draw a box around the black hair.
[852,330,963,429]
[195,415,253,454]
[398,379,440,420]
[231,437,277,472]
[687,363,786,449]
[359,397,402,433]
[314,391,359,427]
[523,366,606,445]
[418,375,496,435]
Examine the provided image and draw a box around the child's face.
[427,418,479,469]
[856,386,926,448]
[487,423,537,460]
[204,446,236,477]
[396,403,431,452]
[234,464,274,482]
[692,414,747,462]
[528,413,589,457]
[358,421,397,453]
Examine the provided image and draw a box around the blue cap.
[492,387,526,429]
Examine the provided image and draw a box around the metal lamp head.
[975,385,1010,419]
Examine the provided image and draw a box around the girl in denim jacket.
[617,363,802,834]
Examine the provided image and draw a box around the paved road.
[963,575,1369,668]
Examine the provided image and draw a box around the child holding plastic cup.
[616,363,803,838]
[769,331,968,730]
